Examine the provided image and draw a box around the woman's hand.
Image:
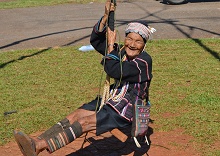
[107,27,116,53]
[102,0,116,25]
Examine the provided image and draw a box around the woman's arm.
[90,18,107,56]
[90,1,116,56]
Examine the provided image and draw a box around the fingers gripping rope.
[99,0,117,111]
[108,0,116,31]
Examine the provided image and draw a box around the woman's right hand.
[102,0,116,25]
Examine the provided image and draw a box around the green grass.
[0,0,106,9]
[0,46,105,143]
[0,39,220,156]
[147,39,220,155]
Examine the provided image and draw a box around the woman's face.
[124,32,145,60]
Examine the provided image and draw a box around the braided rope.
[99,75,110,111]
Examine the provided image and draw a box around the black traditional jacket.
[90,18,152,122]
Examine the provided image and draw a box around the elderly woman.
[13,0,156,155]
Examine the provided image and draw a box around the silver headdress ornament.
[125,22,156,41]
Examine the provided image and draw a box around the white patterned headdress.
[125,22,156,41]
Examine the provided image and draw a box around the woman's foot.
[13,130,37,156]
[13,131,47,156]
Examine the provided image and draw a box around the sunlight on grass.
[0,46,104,144]
[0,39,219,155]
[146,39,220,155]
[0,0,106,9]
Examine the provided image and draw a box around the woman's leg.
[35,110,97,154]
[66,108,96,124]
[37,108,95,140]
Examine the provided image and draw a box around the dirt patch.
[0,124,200,156]
[148,128,200,156]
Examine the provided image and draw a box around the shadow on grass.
[67,126,155,156]
[0,25,94,69]
[0,48,51,69]
[66,119,171,156]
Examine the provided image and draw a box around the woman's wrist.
[108,44,114,47]
[108,43,114,54]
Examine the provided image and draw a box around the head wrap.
[125,22,156,42]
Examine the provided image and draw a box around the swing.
[98,0,128,143]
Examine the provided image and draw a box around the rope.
[98,75,110,111]
[97,0,117,112]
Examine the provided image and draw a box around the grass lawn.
[0,0,106,9]
[0,38,219,155]
[1,0,219,156]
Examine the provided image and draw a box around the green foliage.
[0,38,219,155]
[0,0,106,9]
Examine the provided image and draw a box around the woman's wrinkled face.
[124,32,145,60]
